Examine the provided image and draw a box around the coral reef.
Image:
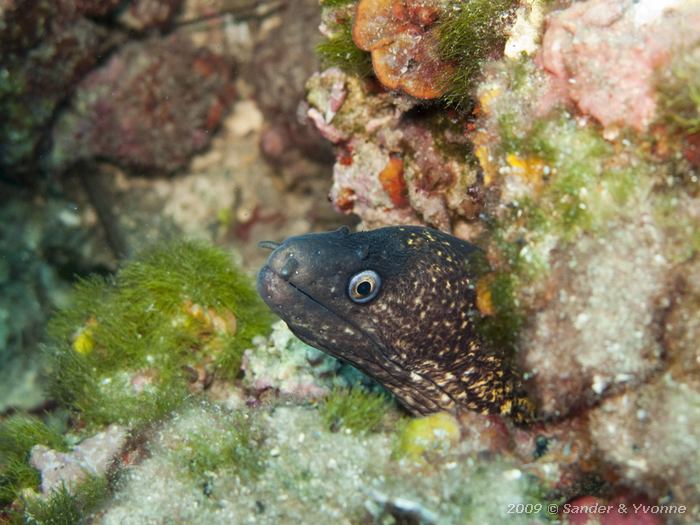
[306,67,480,230]
[48,35,234,174]
[302,0,700,521]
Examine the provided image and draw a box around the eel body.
[257,225,532,422]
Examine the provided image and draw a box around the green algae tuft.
[174,405,266,486]
[316,24,373,77]
[320,0,358,7]
[45,240,274,429]
[438,0,518,106]
[319,386,392,434]
[22,475,110,525]
[0,415,66,505]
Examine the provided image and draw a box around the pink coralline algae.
[48,35,235,173]
[538,0,700,133]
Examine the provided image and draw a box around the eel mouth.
[257,264,322,314]
[257,264,359,344]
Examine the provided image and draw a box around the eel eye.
[348,270,381,303]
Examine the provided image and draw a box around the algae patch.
[319,386,393,434]
[45,241,273,428]
[0,415,66,505]
[173,403,267,487]
[317,24,373,77]
[438,0,518,106]
[21,476,110,525]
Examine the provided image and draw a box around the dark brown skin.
[257,225,533,422]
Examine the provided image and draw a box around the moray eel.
[257,225,532,422]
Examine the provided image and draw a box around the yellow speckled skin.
[258,226,533,423]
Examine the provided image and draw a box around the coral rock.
[48,35,235,174]
[520,217,668,418]
[252,0,333,162]
[117,0,183,31]
[0,5,121,180]
[589,373,700,522]
[30,425,127,495]
[330,138,421,228]
[242,321,345,401]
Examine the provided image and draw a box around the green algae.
[0,415,67,505]
[653,191,700,263]
[477,272,524,354]
[438,0,519,106]
[463,248,524,357]
[45,241,274,429]
[91,402,553,525]
[319,386,392,434]
[316,24,373,78]
[21,476,110,525]
[471,110,656,361]
[174,406,266,486]
[498,112,647,240]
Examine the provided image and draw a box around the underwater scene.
[1,0,700,523]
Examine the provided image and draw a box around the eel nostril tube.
[258,240,281,251]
